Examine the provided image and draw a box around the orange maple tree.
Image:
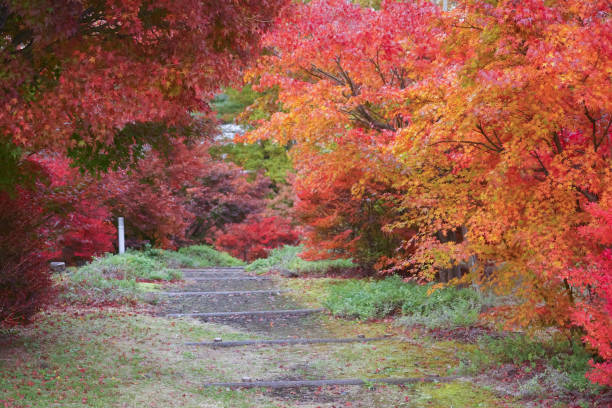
[393,0,611,383]
[247,0,612,385]
[244,0,439,269]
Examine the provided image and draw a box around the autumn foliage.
[0,173,53,326]
[215,216,299,262]
[2,0,611,388]
[246,0,612,385]
[0,0,286,325]
[1,0,286,153]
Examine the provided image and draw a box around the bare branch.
[430,139,502,152]
[475,122,504,152]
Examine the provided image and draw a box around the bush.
[324,276,486,323]
[0,253,53,326]
[215,216,299,262]
[62,252,181,305]
[0,178,54,326]
[246,245,355,275]
[145,245,244,268]
[458,334,601,394]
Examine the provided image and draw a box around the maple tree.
[0,155,115,325]
[36,156,115,264]
[391,0,611,383]
[246,0,612,385]
[0,0,286,156]
[244,0,437,270]
[215,215,299,262]
[185,147,273,243]
[97,138,274,248]
[0,0,286,325]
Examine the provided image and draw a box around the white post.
[443,0,448,11]
[118,217,125,254]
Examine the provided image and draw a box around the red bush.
[0,183,54,326]
[40,156,115,264]
[567,201,612,386]
[215,216,299,261]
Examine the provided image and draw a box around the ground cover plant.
[456,333,605,402]
[145,245,244,268]
[60,245,246,305]
[60,252,181,305]
[323,276,487,326]
[246,245,356,275]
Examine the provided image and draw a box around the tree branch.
[475,122,504,152]
[430,139,501,152]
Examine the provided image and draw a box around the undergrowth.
[324,276,488,327]
[458,333,602,395]
[145,245,244,268]
[246,245,355,275]
[61,246,243,305]
[61,252,181,305]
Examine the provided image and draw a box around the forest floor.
[0,265,607,407]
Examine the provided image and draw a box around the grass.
[457,333,602,394]
[60,252,181,305]
[0,309,272,408]
[61,246,243,305]
[246,245,355,275]
[145,245,244,268]
[0,308,517,408]
[286,276,606,403]
[323,275,488,327]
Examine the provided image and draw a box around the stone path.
[158,266,463,403]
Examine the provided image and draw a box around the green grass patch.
[61,252,181,305]
[0,310,275,408]
[246,245,355,275]
[61,246,242,305]
[458,333,601,394]
[324,276,486,326]
[145,245,244,268]
[77,251,181,280]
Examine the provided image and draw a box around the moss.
[410,381,512,408]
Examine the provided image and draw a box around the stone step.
[185,277,270,281]
[202,376,460,388]
[180,267,245,272]
[166,308,325,318]
[152,290,291,296]
[181,274,252,279]
[181,271,247,275]
[185,335,393,347]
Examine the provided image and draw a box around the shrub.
[176,245,244,267]
[75,252,181,281]
[246,245,355,275]
[215,217,299,261]
[0,253,52,326]
[62,252,181,305]
[0,172,55,326]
